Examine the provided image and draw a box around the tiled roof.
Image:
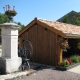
[37,18,80,36]
[19,17,80,38]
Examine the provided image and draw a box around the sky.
[0,0,80,26]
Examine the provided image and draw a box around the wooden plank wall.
[19,24,59,66]
[26,24,37,62]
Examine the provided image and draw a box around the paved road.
[68,65,80,74]
[7,68,80,80]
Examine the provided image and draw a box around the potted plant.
[5,10,17,16]
[60,40,70,52]
[3,5,17,22]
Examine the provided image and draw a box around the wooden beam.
[19,19,36,36]
[59,49,62,63]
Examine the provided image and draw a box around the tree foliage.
[62,15,70,24]
[62,12,80,26]
[0,13,9,23]
[14,22,25,31]
[74,12,80,26]
[0,13,25,31]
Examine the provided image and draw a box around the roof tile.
[37,18,80,35]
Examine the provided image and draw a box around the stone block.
[0,57,22,74]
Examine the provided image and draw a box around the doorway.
[63,39,80,58]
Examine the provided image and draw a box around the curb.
[0,69,36,80]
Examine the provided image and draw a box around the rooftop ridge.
[37,18,80,28]
[37,18,55,22]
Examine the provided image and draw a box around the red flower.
[60,40,70,52]
[78,56,80,61]
[67,58,72,65]
[66,60,70,65]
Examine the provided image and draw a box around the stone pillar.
[0,23,22,74]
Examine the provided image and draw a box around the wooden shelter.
[19,18,80,66]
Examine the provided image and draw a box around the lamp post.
[3,4,17,22]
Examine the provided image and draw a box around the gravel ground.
[6,68,80,80]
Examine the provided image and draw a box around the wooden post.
[60,49,62,63]
[57,47,63,66]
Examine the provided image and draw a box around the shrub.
[60,60,69,67]
[70,55,79,63]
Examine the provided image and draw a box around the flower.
[60,40,70,52]
[5,10,17,16]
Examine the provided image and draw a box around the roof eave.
[19,18,37,36]
[65,33,80,38]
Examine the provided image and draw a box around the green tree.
[62,12,80,26]
[0,13,9,24]
[62,15,70,24]
[74,12,80,26]
[0,13,9,35]
[14,22,25,31]
[0,13,25,31]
